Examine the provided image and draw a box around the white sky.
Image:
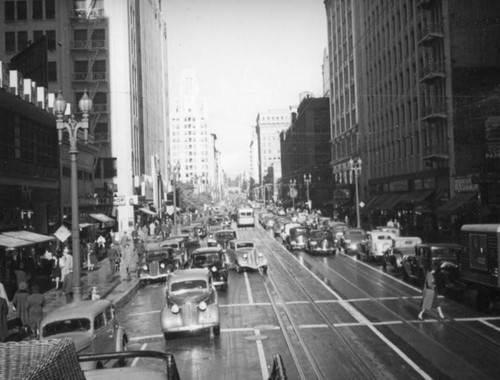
[165,0,328,178]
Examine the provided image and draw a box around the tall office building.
[256,108,291,201]
[0,0,169,233]
[170,70,211,192]
[325,0,500,236]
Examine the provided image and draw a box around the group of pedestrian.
[0,280,45,341]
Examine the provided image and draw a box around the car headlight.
[171,304,180,314]
[258,252,263,258]
[142,264,148,271]
[211,266,217,272]
[198,301,207,311]
[243,253,248,259]
[160,263,166,269]
[349,243,357,250]
[310,241,317,246]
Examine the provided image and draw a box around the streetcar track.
[256,225,500,379]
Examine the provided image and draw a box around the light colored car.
[226,239,268,273]
[160,268,220,339]
[358,230,397,261]
[40,300,128,369]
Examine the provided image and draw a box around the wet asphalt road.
[117,224,500,380]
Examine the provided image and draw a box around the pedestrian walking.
[88,242,98,271]
[60,247,73,287]
[107,243,119,275]
[12,282,29,328]
[62,271,74,303]
[26,284,45,338]
[52,253,62,289]
[418,269,446,321]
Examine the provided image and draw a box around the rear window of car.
[147,250,170,260]
[42,318,91,337]
[346,230,363,237]
[236,242,254,249]
[171,279,207,292]
[311,231,332,239]
[193,253,221,266]
[216,232,236,239]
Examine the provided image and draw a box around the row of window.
[4,0,56,21]
[5,30,56,52]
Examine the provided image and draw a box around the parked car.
[214,228,238,251]
[358,230,397,262]
[383,236,422,270]
[306,229,336,255]
[138,245,182,283]
[226,239,268,273]
[340,228,366,254]
[40,300,128,370]
[160,237,189,266]
[287,226,310,250]
[160,268,220,338]
[188,247,228,290]
[401,243,463,291]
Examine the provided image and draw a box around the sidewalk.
[7,253,141,340]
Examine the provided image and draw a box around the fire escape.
[69,3,112,197]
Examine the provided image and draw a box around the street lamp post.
[303,173,312,210]
[169,161,181,235]
[289,179,297,209]
[54,90,92,303]
[349,158,362,228]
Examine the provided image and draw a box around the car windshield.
[292,228,308,235]
[311,230,333,239]
[147,250,170,260]
[216,232,236,240]
[193,253,221,266]
[171,279,207,293]
[42,318,91,337]
[346,230,363,237]
[236,242,254,249]
[163,243,179,249]
[432,248,459,260]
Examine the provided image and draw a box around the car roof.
[169,268,210,283]
[42,300,112,324]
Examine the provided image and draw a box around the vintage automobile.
[160,236,189,266]
[287,226,310,250]
[138,245,182,283]
[40,300,128,370]
[214,228,238,251]
[306,229,336,255]
[226,239,268,273]
[357,230,397,262]
[160,268,220,338]
[221,216,232,229]
[330,222,348,246]
[382,236,422,271]
[401,243,463,291]
[280,221,301,244]
[192,222,208,239]
[188,247,228,290]
[178,228,202,253]
[340,228,366,254]
[375,226,401,237]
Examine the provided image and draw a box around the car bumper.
[139,273,169,280]
[310,247,335,253]
[290,242,307,249]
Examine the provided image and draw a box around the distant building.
[170,70,212,194]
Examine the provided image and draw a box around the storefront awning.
[395,190,434,207]
[90,213,115,223]
[139,207,157,215]
[436,192,477,214]
[372,193,405,210]
[0,231,55,248]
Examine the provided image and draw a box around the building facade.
[324,0,500,239]
[170,70,212,195]
[280,96,331,210]
[0,0,170,234]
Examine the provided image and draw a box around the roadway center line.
[131,343,148,367]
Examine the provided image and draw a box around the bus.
[236,207,255,228]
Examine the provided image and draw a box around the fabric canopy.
[436,192,477,214]
[90,213,115,223]
[0,231,55,248]
[139,207,157,215]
